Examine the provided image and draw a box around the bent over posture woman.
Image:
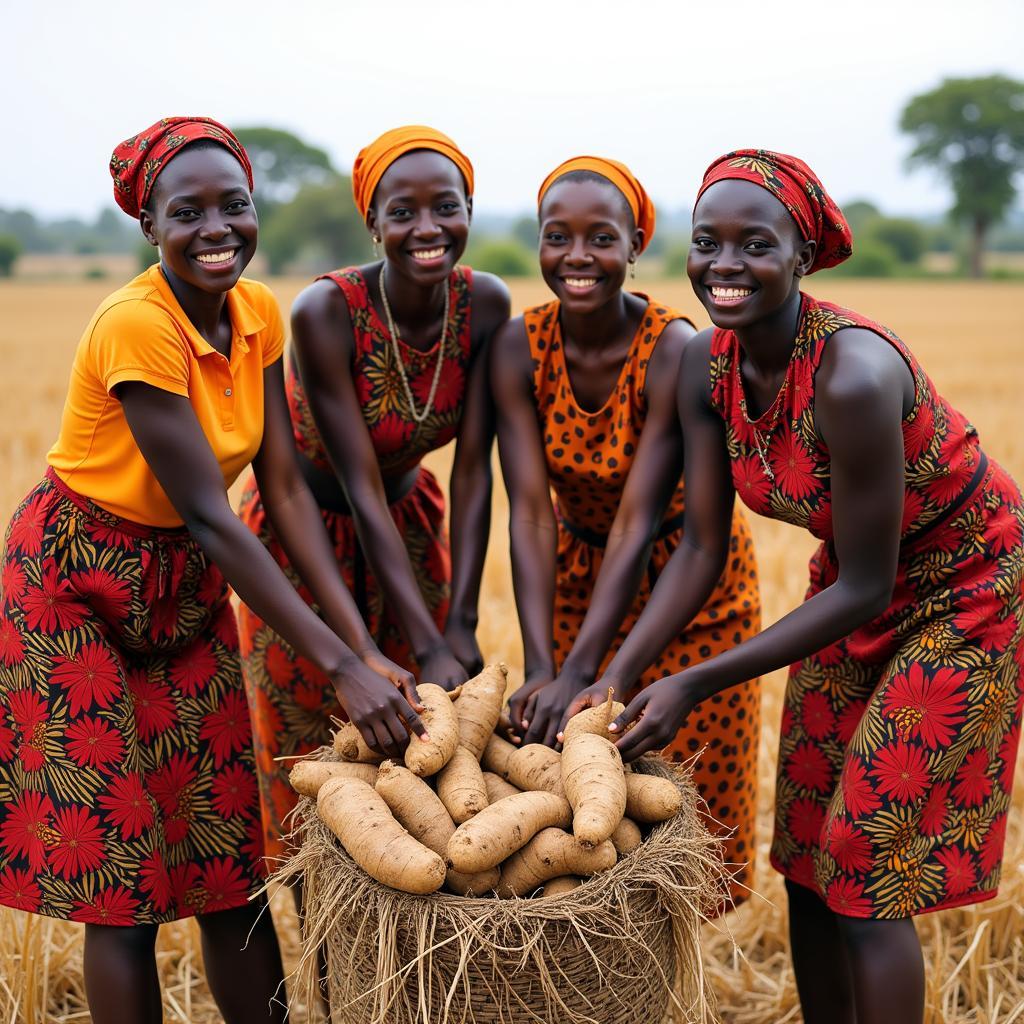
[570,150,1024,1024]
[0,117,425,1024]
[239,126,509,860]
[495,156,762,899]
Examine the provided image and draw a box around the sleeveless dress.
[238,266,473,861]
[526,296,762,899]
[709,292,1024,919]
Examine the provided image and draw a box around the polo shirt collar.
[148,265,266,359]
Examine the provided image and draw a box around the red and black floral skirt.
[771,460,1024,918]
[0,469,265,925]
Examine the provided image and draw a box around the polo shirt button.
[224,388,232,397]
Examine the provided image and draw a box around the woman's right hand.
[330,654,427,761]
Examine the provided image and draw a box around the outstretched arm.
[492,317,560,731]
[118,381,426,761]
[516,318,695,745]
[291,280,465,689]
[445,273,511,673]
[609,327,912,761]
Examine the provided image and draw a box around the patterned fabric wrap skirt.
[771,460,1024,918]
[237,466,450,862]
[0,470,264,925]
[553,507,762,902]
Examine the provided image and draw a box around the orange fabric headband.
[537,156,656,253]
[351,125,474,219]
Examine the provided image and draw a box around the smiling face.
[367,150,471,285]
[687,178,815,330]
[139,143,257,296]
[538,175,640,314]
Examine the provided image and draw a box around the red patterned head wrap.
[538,155,656,253]
[351,125,474,220]
[695,149,852,273]
[109,116,254,218]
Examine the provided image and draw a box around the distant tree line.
[2,76,1023,280]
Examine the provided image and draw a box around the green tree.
[0,233,22,276]
[842,199,882,236]
[510,215,539,251]
[260,177,368,275]
[464,239,534,277]
[865,217,927,265]
[234,127,336,207]
[900,75,1024,277]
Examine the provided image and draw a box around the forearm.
[509,514,558,677]
[684,577,891,701]
[189,508,356,677]
[447,462,492,629]
[602,538,725,689]
[558,525,658,682]
[259,483,375,653]
[348,489,447,659]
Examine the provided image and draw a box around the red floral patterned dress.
[710,292,1024,919]
[238,266,473,860]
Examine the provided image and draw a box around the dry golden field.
[0,274,1023,1023]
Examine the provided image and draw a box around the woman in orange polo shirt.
[0,117,426,1024]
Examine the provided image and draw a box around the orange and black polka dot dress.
[525,296,763,898]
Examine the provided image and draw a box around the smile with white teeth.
[564,277,598,288]
[709,286,754,300]
[195,250,237,265]
[411,247,447,261]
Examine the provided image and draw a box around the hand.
[520,667,594,748]
[417,642,470,692]
[443,621,484,676]
[557,674,628,743]
[506,669,552,739]
[358,647,418,707]
[330,653,427,762]
[607,672,703,763]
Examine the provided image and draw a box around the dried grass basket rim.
[268,753,734,1024]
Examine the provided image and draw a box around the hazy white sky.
[4,0,1023,221]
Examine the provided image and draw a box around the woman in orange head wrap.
[237,126,510,860]
[496,156,763,907]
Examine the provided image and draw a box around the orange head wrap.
[537,156,656,253]
[351,125,474,220]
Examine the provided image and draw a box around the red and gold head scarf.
[109,117,253,219]
[351,126,474,220]
[695,149,852,273]
[537,156,656,253]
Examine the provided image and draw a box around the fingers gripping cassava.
[496,828,617,898]
[483,771,521,803]
[404,683,460,776]
[623,770,683,823]
[560,694,626,745]
[333,721,385,764]
[447,791,573,874]
[454,662,508,758]
[374,762,497,896]
[316,777,446,894]
[436,746,489,823]
[289,760,379,797]
[561,733,628,847]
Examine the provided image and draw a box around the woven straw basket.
[277,757,727,1024]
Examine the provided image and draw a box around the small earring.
[629,257,637,280]
[372,236,381,259]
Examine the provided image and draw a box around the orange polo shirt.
[47,265,285,527]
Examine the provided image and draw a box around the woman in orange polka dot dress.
[496,157,762,900]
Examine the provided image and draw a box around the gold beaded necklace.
[738,372,791,482]
[379,264,450,425]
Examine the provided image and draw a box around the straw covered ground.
[0,275,1022,1022]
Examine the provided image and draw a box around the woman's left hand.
[443,622,484,677]
[359,648,420,707]
[607,673,704,763]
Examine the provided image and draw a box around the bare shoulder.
[290,278,353,354]
[490,314,531,376]
[649,315,698,374]
[819,326,912,404]
[468,270,512,325]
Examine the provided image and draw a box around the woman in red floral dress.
[237,126,509,862]
[0,117,427,1024]
[567,150,1023,1024]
